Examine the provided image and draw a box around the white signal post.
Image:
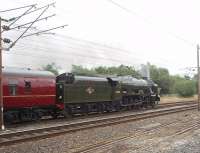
[197,44,200,111]
[0,17,5,130]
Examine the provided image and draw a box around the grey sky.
[0,0,199,75]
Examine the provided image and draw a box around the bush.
[175,80,196,97]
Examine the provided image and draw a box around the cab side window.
[8,84,17,96]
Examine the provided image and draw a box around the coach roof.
[2,68,55,78]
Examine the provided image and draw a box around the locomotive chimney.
[140,63,150,80]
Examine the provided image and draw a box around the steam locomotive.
[3,68,160,123]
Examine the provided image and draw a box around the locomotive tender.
[2,68,160,123]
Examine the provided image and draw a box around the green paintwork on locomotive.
[56,73,159,105]
[56,74,121,104]
[64,81,112,103]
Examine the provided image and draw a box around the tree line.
[149,65,196,97]
[42,63,197,97]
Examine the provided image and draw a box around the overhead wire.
[15,28,134,54]
[9,5,50,49]
[12,28,142,57]
[10,2,55,19]
[8,14,56,31]
[4,1,185,68]
[4,49,123,67]
[11,40,136,64]
[27,36,136,56]
[12,43,138,65]
[0,4,37,13]
[54,33,134,53]
[15,33,143,61]
[12,36,178,69]
[7,27,170,66]
[106,0,196,47]
[6,5,35,29]
[9,26,170,66]
[22,25,67,38]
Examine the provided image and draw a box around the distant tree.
[71,65,96,76]
[184,75,191,80]
[71,65,141,78]
[149,65,171,94]
[95,65,141,77]
[162,74,197,97]
[175,79,196,97]
[42,62,59,75]
[193,74,198,81]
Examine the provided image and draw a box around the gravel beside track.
[0,101,199,153]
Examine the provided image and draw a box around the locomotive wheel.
[100,103,106,113]
[62,111,72,118]
[4,111,20,124]
[83,104,88,114]
[51,113,59,119]
[115,103,120,112]
[64,106,73,118]
[143,103,148,109]
[127,105,132,110]
[19,110,33,122]
[97,103,103,113]
[82,104,89,116]
[151,102,156,108]
[32,112,41,121]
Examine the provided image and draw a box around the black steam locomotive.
[56,73,160,116]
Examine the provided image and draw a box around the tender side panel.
[64,81,112,103]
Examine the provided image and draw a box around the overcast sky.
[0,0,199,75]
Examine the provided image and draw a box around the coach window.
[8,84,17,96]
[25,81,31,92]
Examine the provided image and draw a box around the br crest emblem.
[86,87,95,94]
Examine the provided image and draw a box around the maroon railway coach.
[2,68,64,123]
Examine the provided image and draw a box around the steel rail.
[0,104,197,147]
[158,100,196,108]
[159,100,196,105]
[4,100,196,130]
[134,121,200,153]
[74,118,200,153]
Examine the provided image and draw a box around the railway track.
[158,100,196,108]
[74,118,200,153]
[5,100,196,129]
[0,101,197,147]
[134,121,200,153]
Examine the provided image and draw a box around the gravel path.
[1,110,200,153]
